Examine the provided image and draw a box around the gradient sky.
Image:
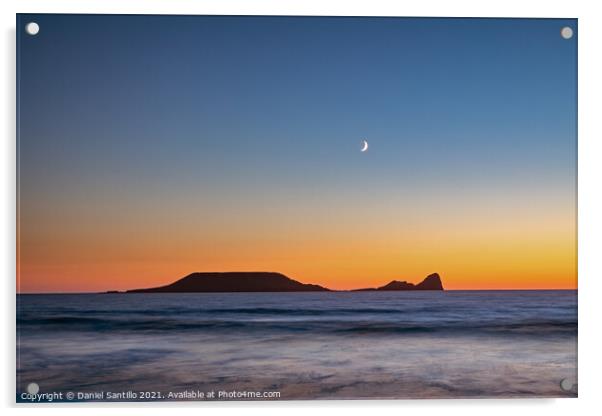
[17,15,577,292]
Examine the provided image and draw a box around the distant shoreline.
[16,271,579,294]
[120,271,445,294]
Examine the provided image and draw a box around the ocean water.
[16,291,577,401]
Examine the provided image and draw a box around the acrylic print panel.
[16,14,577,402]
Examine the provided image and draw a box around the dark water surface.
[17,290,577,401]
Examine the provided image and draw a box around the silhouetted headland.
[117,272,444,293]
[353,273,444,291]
[127,272,330,293]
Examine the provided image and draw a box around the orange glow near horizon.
[17,187,577,293]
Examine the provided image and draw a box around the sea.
[16,290,577,401]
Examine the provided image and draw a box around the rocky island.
[127,272,330,293]
[353,273,444,291]
[118,272,444,293]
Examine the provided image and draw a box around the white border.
[3,1,601,415]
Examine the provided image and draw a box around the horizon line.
[17,288,578,295]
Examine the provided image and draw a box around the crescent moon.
[361,140,369,152]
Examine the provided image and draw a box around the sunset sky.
[17,15,577,292]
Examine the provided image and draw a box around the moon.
[361,140,369,152]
